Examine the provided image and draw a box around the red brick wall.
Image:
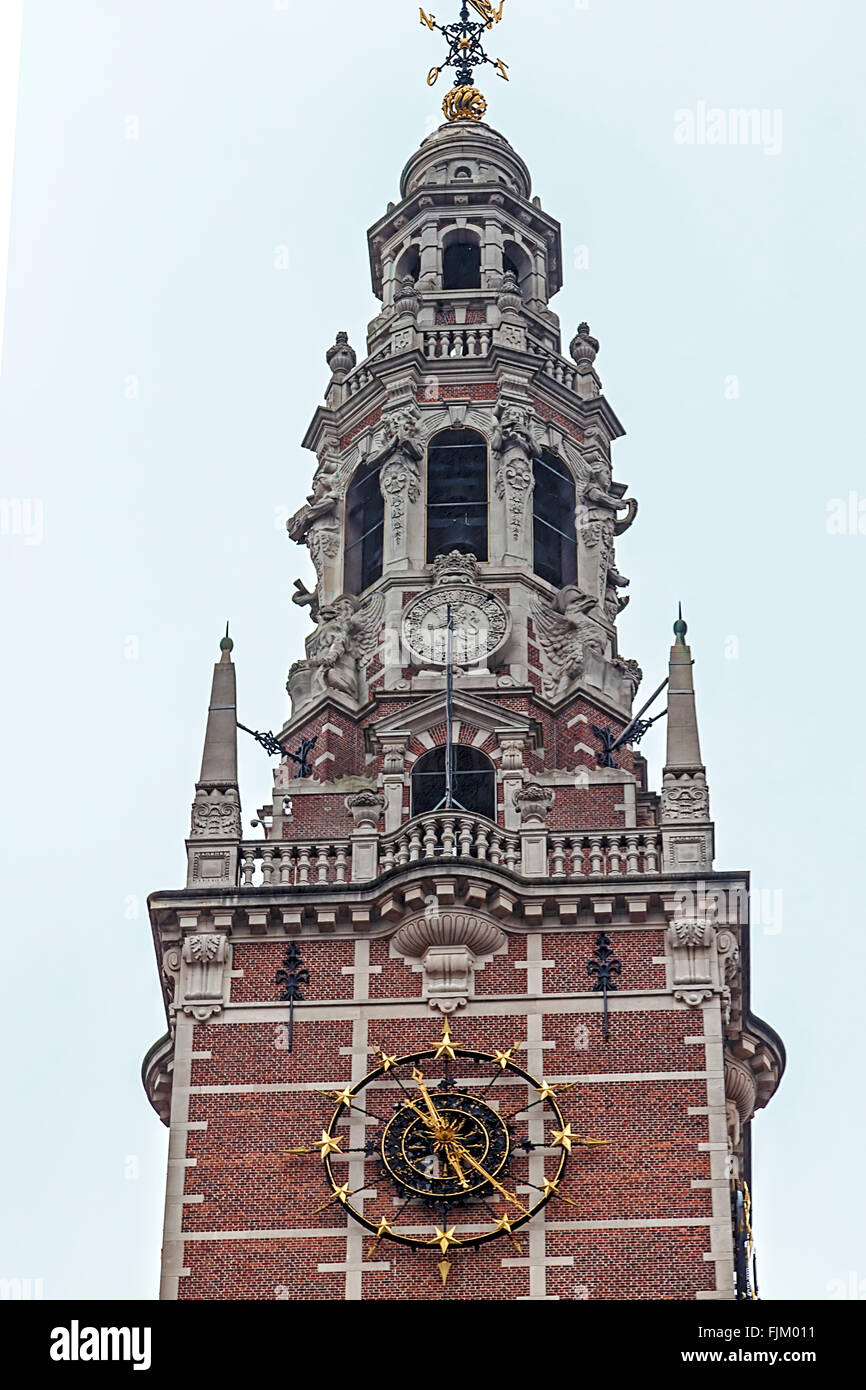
[175,934,718,1302]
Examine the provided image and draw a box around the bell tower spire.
[660,607,714,872]
[144,26,785,1303]
[185,628,242,888]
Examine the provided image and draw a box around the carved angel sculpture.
[531,588,606,700]
[308,591,385,702]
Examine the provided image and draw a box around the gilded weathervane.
[419,2,509,123]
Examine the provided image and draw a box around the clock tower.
[143,7,784,1301]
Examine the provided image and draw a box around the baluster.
[296,845,311,885]
[279,851,292,886]
[261,847,275,885]
[474,823,490,861]
[315,847,330,884]
[241,853,255,887]
[441,816,457,857]
[334,845,348,883]
[458,817,474,858]
[423,819,438,859]
[504,836,519,872]
[608,837,623,876]
[588,834,604,877]
[381,840,396,873]
[625,834,640,875]
[556,834,569,878]
[408,825,423,862]
[489,832,503,866]
[479,329,490,356]
[645,836,660,873]
[396,834,410,867]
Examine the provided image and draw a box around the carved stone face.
[499,403,530,433]
[385,408,418,443]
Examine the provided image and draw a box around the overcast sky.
[1,0,864,1301]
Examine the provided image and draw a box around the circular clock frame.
[320,1042,569,1252]
[401,586,511,669]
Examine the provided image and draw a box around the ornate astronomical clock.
[287,1019,606,1284]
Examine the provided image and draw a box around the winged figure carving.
[531,588,605,700]
[308,591,385,701]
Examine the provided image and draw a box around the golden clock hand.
[412,1068,451,1134]
[401,1095,442,1134]
[445,1137,530,1216]
[441,1140,470,1190]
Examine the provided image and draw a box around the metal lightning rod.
[434,604,468,813]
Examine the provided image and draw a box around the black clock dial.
[382,1091,510,1202]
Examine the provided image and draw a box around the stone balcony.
[238,814,663,889]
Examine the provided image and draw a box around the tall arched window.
[533,450,577,589]
[344,462,384,595]
[426,428,488,561]
[411,746,496,821]
[503,240,532,302]
[443,237,481,291]
[394,245,420,283]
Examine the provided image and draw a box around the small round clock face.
[402,586,510,668]
[382,1092,511,1201]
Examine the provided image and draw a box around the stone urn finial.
[513,781,555,825]
[326,331,357,380]
[344,790,385,828]
[497,269,522,317]
[569,322,600,368]
[394,275,421,320]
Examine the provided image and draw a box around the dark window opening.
[426,428,488,562]
[411,745,496,821]
[396,246,421,283]
[344,463,384,595]
[533,450,577,589]
[503,253,520,281]
[443,240,481,291]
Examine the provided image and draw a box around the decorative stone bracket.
[392,909,506,1014]
[666,916,715,1006]
[179,931,232,1021]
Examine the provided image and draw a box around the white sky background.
[0,1,23,374]
[1,0,864,1301]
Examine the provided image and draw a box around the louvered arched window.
[533,449,577,588]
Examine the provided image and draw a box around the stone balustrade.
[239,841,351,887]
[238,824,662,889]
[527,339,579,392]
[424,327,491,360]
[381,813,520,873]
[342,362,375,398]
[548,832,661,879]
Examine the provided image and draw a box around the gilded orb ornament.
[442,85,488,123]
